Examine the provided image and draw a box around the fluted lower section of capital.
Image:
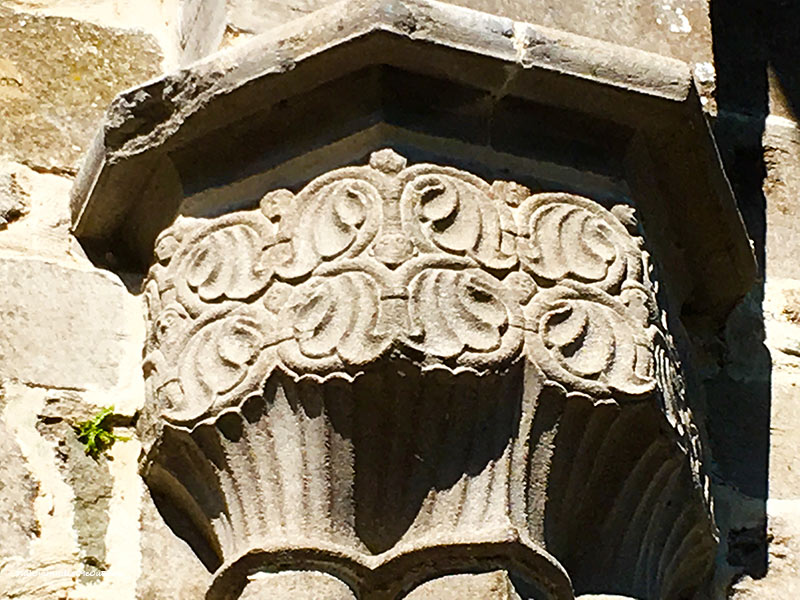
[144,363,575,599]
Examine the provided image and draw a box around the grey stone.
[179,0,712,68]
[136,483,211,600]
[0,414,40,560]
[0,255,138,390]
[45,420,112,575]
[404,571,524,599]
[238,571,355,599]
[764,118,800,280]
[141,152,719,599]
[0,162,29,227]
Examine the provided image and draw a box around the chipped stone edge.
[70,0,692,235]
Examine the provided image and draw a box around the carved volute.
[139,150,715,600]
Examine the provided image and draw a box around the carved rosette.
[141,150,714,599]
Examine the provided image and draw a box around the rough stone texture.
[0,255,142,391]
[0,384,83,599]
[3,0,180,68]
[764,278,800,501]
[0,162,81,261]
[0,413,41,561]
[768,372,800,499]
[71,0,755,325]
[37,394,114,575]
[238,571,356,599]
[0,161,30,227]
[0,7,162,172]
[764,118,800,281]
[404,571,528,599]
[137,483,212,600]
[179,0,712,67]
[0,0,793,598]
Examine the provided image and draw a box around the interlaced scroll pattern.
[143,150,682,428]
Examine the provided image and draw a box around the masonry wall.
[0,1,796,598]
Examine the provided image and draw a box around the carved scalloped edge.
[205,537,574,600]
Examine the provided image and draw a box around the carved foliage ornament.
[144,150,664,425]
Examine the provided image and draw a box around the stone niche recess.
[70,1,756,599]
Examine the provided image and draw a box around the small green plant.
[74,406,128,459]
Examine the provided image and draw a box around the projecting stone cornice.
[69,0,754,321]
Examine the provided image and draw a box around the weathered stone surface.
[0,161,30,227]
[404,571,525,599]
[180,0,712,67]
[3,0,180,67]
[0,383,83,599]
[765,279,800,363]
[136,483,211,600]
[764,117,800,280]
[765,371,800,499]
[0,162,78,260]
[0,7,162,171]
[0,255,141,390]
[238,571,355,599]
[0,414,40,560]
[72,0,755,325]
[0,3,768,599]
[36,394,114,574]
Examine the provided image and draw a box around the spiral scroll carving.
[144,150,672,423]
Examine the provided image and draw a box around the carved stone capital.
[140,151,715,599]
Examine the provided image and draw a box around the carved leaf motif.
[176,311,267,420]
[143,153,662,417]
[525,284,655,397]
[274,180,381,280]
[528,203,616,281]
[149,303,190,355]
[184,224,270,302]
[402,172,517,270]
[406,269,511,359]
[520,194,641,291]
[279,272,392,369]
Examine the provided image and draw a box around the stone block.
[2,0,180,67]
[0,415,40,560]
[180,0,712,67]
[238,571,355,599]
[764,117,800,280]
[452,0,712,65]
[764,278,800,366]
[0,255,142,390]
[768,372,800,499]
[0,161,30,227]
[0,161,85,261]
[0,7,162,172]
[404,571,523,599]
[136,484,211,600]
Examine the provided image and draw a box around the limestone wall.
[0,1,797,598]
